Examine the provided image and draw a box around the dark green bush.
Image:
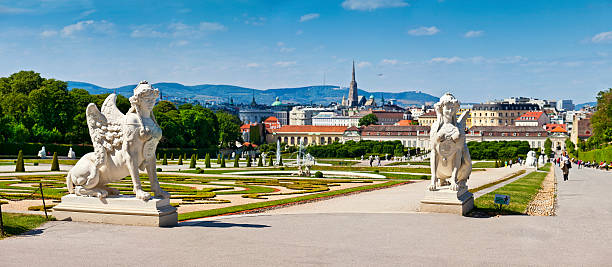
[50,152,59,171]
[314,171,323,178]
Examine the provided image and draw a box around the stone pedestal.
[53,194,177,227]
[419,186,474,216]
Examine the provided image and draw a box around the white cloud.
[0,5,33,14]
[243,15,266,26]
[300,13,320,22]
[61,20,94,36]
[342,0,409,11]
[130,25,167,38]
[199,22,227,32]
[380,59,398,65]
[430,56,463,64]
[169,40,189,47]
[131,22,226,39]
[497,55,527,64]
[592,31,612,43]
[275,61,296,67]
[77,9,96,19]
[464,30,483,38]
[357,61,372,68]
[280,47,295,53]
[277,42,295,53]
[246,63,260,68]
[59,20,115,37]
[296,30,303,35]
[408,26,439,36]
[40,30,58,38]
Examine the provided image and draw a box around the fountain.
[275,139,281,166]
[296,139,315,177]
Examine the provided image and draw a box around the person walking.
[561,151,571,181]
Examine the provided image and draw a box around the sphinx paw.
[449,183,459,191]
[428,183,437,191]
[135,189,151,200]
[154,189,170,199]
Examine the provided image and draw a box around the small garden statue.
[38,146,47,159]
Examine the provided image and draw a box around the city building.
[514,111,549,127]
[571,114,593,145]
[311,112,358,126]
[466,126,549,150]
[357,125,431,149]
[341,61,362,107]
[471,103,540,126]
[289,106,333,125]
[556,100,575,111]
[417,111,437,126]
[268,125,347,145]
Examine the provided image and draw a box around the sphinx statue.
[428,93,471,191]
[65,81,169,200]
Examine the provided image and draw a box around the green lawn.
[386,161,430,166]
[538,163,551,172]
[178,180,408,221]
[472,161,497,168]
[0,212,49,239]
[473,170,548,215]
[469,169,527,194]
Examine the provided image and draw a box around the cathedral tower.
[347,61,358,107]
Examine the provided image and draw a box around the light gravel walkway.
[2,166,610,266]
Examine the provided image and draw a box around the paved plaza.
[1,166,611,266]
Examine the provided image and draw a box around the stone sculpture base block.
[53,194,177,227]
[419,187,474,216]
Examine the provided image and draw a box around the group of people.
[368,155,382,167]
[556,156,610,171]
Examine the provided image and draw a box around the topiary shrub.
[157,153,160,160]
[178,154,183,165]
[216,153,221,164]
[156,168,162,172]
[314,171,323,178]
[246,155,252,167]
[171,153,174,160]
[33,162,39,166]
[189,154,196,168]
[269,155,274,166]
[162,153,168,165]
[50,152,60,171]
[205,153,211,168]
[279,156,283,166]
[220,156,226,168]
[15,150,25,172]
[258,156,263,167]
[234,155,240,167]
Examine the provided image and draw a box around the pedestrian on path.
[561,151,571,181]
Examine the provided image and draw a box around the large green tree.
[359,114,378,126]
[590,88,612,148]
[217,111,242,148]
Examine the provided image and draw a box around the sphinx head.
[129,81,160,113]
[435,92,460,124]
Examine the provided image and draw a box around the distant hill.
[575,102,597,110]
[67,81,439,106]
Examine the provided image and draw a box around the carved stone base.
[419,186,474,216]
[53,194,177,227]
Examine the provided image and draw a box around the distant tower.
[347,61,358,107]
[250,89,257,106]
[381,93,385,106]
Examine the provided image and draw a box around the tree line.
[0,70,242,151]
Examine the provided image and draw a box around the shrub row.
[575,146,612,162]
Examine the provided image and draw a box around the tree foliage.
[589,88,612,148]
[306,140,404,158]
[467,141,531,160]
[359,114,378,126]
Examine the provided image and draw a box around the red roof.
[264,116,279,123]
[516,111,544,121]
[545,123,567,132]
[551,126,567,133]
[396,120,415,126]
[272,125,348,133]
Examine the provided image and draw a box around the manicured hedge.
[575,146,612,162]
[0,142,218,159]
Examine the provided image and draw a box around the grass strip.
[472,161,498,168]
[538,163,551,172]
[469,169,527,194]
[178,180,408,221]
[0,213,49,239]
[473,170,548,215]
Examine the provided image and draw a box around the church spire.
[352,60,355,82]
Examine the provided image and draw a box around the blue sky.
[1,0,611,103]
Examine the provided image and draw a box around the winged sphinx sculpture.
[428,93,472,191]
[66,81,170,200]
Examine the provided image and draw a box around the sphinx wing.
[458,110,469,130]
[101,94,125,125]
[86,103,109,166]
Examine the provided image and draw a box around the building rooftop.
[272,125,348,133]
[516,111,545,121]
